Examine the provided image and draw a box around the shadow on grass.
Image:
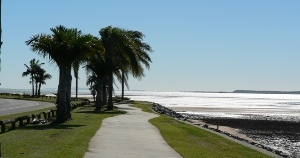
[18,123,86,131]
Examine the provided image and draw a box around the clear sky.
[1,0,300,92]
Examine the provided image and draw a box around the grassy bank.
[0,107,55,121]
[0,105,125,158]
[131,101,271,158]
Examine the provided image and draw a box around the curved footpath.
[84,103,183,158]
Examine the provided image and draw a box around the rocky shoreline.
[152,103,300,158]
[201,117,300,157]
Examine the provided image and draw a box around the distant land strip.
[233,90,300,94]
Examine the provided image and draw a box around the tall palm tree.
[119,30,152,100]
[100,26,123,110]
[85,51,110,110]
[99,26,153,109]
[35,68,52,97]
[26,25,95,123]
[22,59,44,96]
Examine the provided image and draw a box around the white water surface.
[2,88,300,117]
[119,91,300,117]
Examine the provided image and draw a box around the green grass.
[0,107,55,121]
[0,105,126,158]
[131,101,271,158]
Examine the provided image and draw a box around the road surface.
[0,99,55,116]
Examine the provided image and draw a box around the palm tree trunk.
[57,68,67,123]
[38,82,41,97]
[121,71,125,100]
[66,66,72,119]
[95,79,103,110]
[75,77,78,99]
[102,78,107,105]
[107,73,114,110]
[31,77,34,96]
[35,80,38,96]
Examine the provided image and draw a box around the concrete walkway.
[84,104,182,158]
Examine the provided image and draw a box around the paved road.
[84,103,183,158]
[0,99,55,116]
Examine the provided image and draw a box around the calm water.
[2,88,300,117]
[121,91,300,117]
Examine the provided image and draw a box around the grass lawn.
[131,101,271,158]
[0,107,55,121]
[0,105,125,158]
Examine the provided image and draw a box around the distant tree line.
[25,25,152,123]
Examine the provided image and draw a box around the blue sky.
[1,0,300,92]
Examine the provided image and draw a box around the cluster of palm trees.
[22,58,52,97]
[26,25,152,123]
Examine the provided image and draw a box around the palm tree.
[117,31,152,100]
[26,25,95,123]
[99,26,153,109]
[35,68,52,97]
[99,26,123,110]
[22,59,44,96]
[85,51,110,110]
[86,72,98,92]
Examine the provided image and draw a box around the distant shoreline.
[181,90,300,94]
[233,90,300,94]
[1,88,300,95]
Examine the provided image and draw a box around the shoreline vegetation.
[0,96,271,158]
